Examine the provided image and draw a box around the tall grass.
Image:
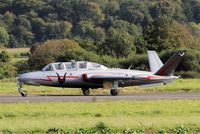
[4,48,29,56]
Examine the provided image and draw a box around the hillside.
[0,0,200,52]
[0,0,200,78]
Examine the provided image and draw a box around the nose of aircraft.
[17,72,40,85]
[18,73,31,81]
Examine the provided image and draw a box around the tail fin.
[148,51,163,73]
[155,50,186,76]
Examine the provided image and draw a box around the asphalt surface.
[1,92,200,103]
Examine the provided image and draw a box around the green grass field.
[3,48,29,64]
[0,79,200,133]
[0,79,199,95]
[0,100,200,133]
[4,48,29,56]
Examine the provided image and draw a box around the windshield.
[42,64,53,71]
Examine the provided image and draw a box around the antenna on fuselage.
[128,63,133,70]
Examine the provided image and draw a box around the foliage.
[0,0,200,73]
[0,51,16,79]
[0,51,10,63]
[143,16,195,52]
[0,62,16,79]
[28,39,101,70]
[0,26,9,47]
[99,28,135,58]
[28,39,80,70]
[0,0,199,53]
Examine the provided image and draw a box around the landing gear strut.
[17,81,28,97]
[81,88,90,96]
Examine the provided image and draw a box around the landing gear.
[110,81,119,96]
[18,88,28,97]
[81,88,90,96]
[110,89,119,96]
[17,81,28,97]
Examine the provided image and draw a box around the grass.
[4,48,29,56]
[0,79,199,95]
[3,48,29,64]
[0,100,200,133]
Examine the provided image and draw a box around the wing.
[85,73,133,81]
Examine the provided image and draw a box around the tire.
[110,89,118,96]
[20,90,28,97]
[82,88,90,96]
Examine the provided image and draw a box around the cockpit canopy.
[42,61,108,71]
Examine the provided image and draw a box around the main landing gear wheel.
[110,89,119,96]
[82,88,90,96]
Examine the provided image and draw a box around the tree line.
[0,0,200,78]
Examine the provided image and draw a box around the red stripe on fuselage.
[28,75,79,82]
[143,75,161,80]
[47,76,79,79]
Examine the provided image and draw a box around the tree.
[119,0,148,24]
[143,16,175,51]
[0,0,13,14]
[46,21,72,39]
[29,39,100,70]
[31,18,47,42]
[74,1,104,23]
[100,28,135,58]
[12,0,46,15]
[0,26,9,47]
[74,21,105,44]
[104,1,120,16]
[144,15,196,52]
[150,0,186,21]
[3,11,15,29]
[73,37,97,52]
[0,51,15,79]
[10,16,34,47]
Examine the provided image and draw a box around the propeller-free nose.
[17,72,41,85]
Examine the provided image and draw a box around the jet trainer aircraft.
[17,50,185,97]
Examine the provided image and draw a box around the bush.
[14,60,30,74]
[0,51,10,63]
[160,49,200,72]
[177,71,200,78]
[119,54,149,70]
[28,39,84,70]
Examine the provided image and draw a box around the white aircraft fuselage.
[17,50,185,97]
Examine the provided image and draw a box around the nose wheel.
[18,88,28,97]
[17,81,28,97]
[81,88,90,96]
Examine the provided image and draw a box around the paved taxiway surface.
[1,92,200,103]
